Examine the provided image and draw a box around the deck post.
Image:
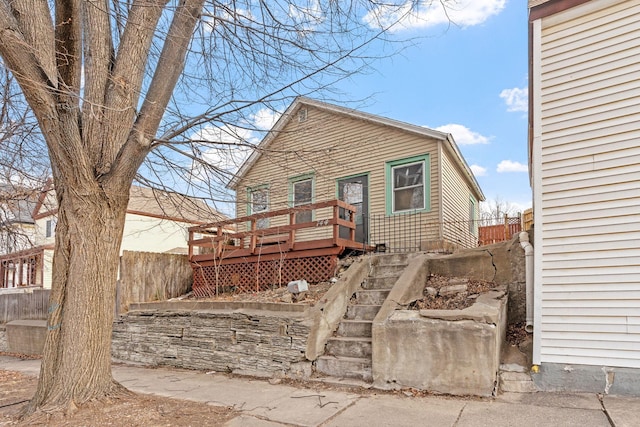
[216,227,223,257]
[250,219,257,254]
[289,212,296,248]
[332,204,339,245]
[504,213,510,240]
[349,208,356,242]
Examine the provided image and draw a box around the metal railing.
[365,212,523,253]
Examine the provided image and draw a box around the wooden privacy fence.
[0,288,50,323]
[117,251,192,314]
[478,215,522,246]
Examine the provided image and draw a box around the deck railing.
[188,199,360,261]
[0,245,52,288]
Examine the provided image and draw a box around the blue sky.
[194,0,531,214]
[339,0,531,211]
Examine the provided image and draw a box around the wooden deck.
[187,200,373,295]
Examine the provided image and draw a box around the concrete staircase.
[315,253,411,382]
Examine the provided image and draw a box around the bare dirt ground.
[0,368,238,427]
[186,280,334,305]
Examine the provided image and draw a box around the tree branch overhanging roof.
[228,97,485,201]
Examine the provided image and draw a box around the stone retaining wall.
[0,324,7,352]
[112,305,312,379]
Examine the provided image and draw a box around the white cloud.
[289,0,324,32]
[189,107,281,178]
[190,124,255,175]
[496,160,528,173]
[364,0,506,31]
[201,7,253,34]
[434,124,490,145]
[470,164,487,177]
[500,87,528,112]
[250,108,281,130]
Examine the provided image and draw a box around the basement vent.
[298,108,308,122]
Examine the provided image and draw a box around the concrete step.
[499,369,537,393]
[337,319,372,338]
[370,253,412,266]
[315,355,372,382]
[355,289,390,305]
[345,304,380,321]
[325,337,372,358]
[370,263,407,278]
[362,276,397,290]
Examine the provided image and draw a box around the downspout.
[519,231,534,333]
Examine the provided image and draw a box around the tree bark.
[25,181,130,414]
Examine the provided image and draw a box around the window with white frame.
[291,176,313,223]
[45,218,57,238]
[392,161,424,212]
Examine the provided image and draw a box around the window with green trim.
[386,155,430,214]
[469,196,477,235]
[289,174,314,223]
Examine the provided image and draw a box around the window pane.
[251,189,268,213]
[393,163,423,189]
[394,187,424,211]
[250,189,268,229]
[293,179,312,223]
[343,182,363,205]
[293,180,312,205]
[392,161,424,212]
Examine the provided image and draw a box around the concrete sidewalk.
[1,356,637,427]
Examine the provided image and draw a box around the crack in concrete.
[483,249,498,282]
[452,402,467,426]
[597,394,616,427]
[318,396,361,426]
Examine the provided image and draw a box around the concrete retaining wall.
[5,319,47,355]
[428,234,525,324]
[373,289,507,396]
[112,303,312,379]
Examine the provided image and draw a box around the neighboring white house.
[529,0,640,394]
[0,185,38,256]
[1,184,225,289]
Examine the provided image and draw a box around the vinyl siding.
[441,145,477,246]
[536,0,640,367]
[236,105,442,243]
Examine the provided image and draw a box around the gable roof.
[32,183,226,224]
[126,186,227,224]
[0,184,39,225]
[228,97,484,201]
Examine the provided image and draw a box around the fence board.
[0,288,50,323]
[118,251,192,314]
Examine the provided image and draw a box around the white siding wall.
[120,213,192,254]
[35,212,192,255]
[441,146,477,246]
[42,248,54,289]
[534,0,640,368]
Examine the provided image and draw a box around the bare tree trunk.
[25,182,130,414]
